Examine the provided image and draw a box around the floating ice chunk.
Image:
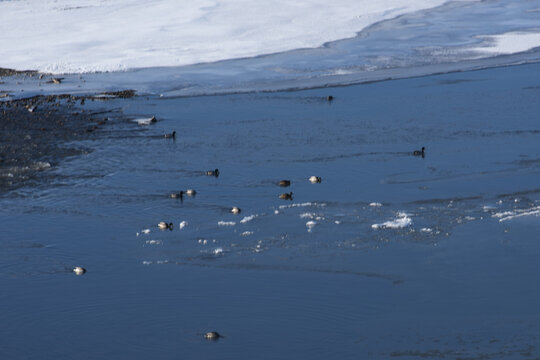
[300,212,316,219]
[179,221,188,229]
[142,261,152,265]
[420,227,432,233]
[218,221,236,226]
[240,214,257,224]
[241,231,254,236]
[145,240,162,245]
[274,210,280,214]
[213,247,224,255]
[133,116,156,125]
[335,220,341,225]
[369,202,382,207]
[306,221,317,232]
[137,228,151,236]
[372,212,412,229]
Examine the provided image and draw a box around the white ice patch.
[372,212,412,229]
[145,240,162,245]
[179,221,188,229]
[300,212,316,219]
[420,227,432,233]
[241,231,254,236]
[142,261,152,265]
[218,221,236,226]
[492,206,540,222]
[279,202,326,209]
[240,214,257,224]
[133,117,155,125]
[136,228,151,236]
[213,247,224,255]
[472,31,540,55]
[0,0,452,74]
[306,220,317,232]
[369,202,383,207]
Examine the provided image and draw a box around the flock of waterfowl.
[71,106,426,340]
[161,167,323,229]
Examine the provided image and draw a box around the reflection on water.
[1,64,540,359]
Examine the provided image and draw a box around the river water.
[1,61,540,358]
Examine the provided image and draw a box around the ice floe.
[371,212,412,229]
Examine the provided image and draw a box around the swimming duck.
[309,176,322,183]
[204,331,222,340]
[206,169,219,177]
[279,192,293,200]
[164,131,176,139]
[170,191,184,199]
[279,180,291,187]
[231,206,241,214]
[51,77,63,84]
[73,266,86,275]
[186,189,196,196]
[413,147,425,157]
[327,95,334,101]
[158,222,173,230]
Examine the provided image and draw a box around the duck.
[279,180,291,187]
[327,95,334,102]
[309,176,322,183]
[204,331,222,340]
[158,222,173,230]
[231,206,241,214]
[164,131,176,139]
[170,191,184,199]
[279,192,293,200]
[206,168,219,177]
[73,266,86,275]
[413,147,425,157]
[186,189,196,196]
[51,77,63,84]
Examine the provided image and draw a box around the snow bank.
[0,0,452,74]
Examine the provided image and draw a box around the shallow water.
[1,63,540,359]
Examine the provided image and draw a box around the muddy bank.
[0,94,112,192]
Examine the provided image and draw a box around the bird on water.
[170,191,184,199]
[164,131,176,139]
[206,169,219,177]
[413,146,425,157]
[73,267,86,275]
[204,331,222,340]
[279,192,293,200]
[279,180,291,187]
[158,222,174,230]
[309,176,322,183]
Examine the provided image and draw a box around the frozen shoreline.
[0,0,458,74]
